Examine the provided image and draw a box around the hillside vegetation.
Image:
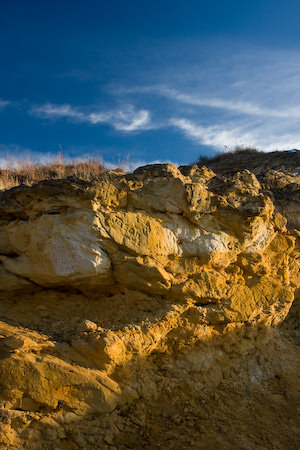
[0,153,124,190]
[195,148,300,176]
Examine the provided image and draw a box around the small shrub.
[234,145,260,153]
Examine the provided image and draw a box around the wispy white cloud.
[170,118,300,152]
[113,109,151,132]
[30,103,153,132]
[21,42,300,156]
[0,99,11,111]
[31,103,84,120]
[158,87,300,119]
[88,106,151,131]
[109,44,300,153]
[118,83,300,120]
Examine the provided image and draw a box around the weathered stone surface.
[192,150,300,230]
[0,165,299,449]
[0,213,112,289]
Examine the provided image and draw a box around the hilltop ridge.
[194,149,300,175]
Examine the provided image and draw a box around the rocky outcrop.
[189,149,300,230]
[0,164,299,449]
[258,169,300,230]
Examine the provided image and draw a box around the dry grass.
[0,152,125,190]
[198,145,261,165]
[233,145,260,153]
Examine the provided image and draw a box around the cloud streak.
[170,118,300,152]
[32,103,83,119]
[109,44,300,153]
[10,42,300,158]
[30,103,153,132]
[0,99,11,111]
[159,87,300,119]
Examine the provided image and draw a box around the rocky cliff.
[0,164,299,449]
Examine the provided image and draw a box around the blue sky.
[1,0,300,168]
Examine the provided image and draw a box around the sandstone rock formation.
[0,164,299,449]
[191,149,300,231]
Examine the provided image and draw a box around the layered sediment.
[0,164,299,449]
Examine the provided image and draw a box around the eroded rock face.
[0,165,299,449]
[190,149,300,230]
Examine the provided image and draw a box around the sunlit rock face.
[0,165,299,449]
[0,213,112,289]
